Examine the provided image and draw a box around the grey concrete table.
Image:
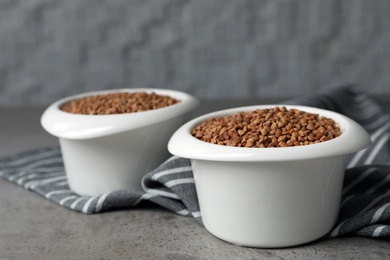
[1,100,389,260]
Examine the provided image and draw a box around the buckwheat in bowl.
[168,105,370,248]
[41,89,198,196]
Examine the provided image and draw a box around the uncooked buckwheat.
[192,106,342,148]
[60,92,179,115]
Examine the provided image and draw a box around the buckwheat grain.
[60,92,179,115]
[192,106,342,148]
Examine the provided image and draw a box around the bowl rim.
[168,104,371,161]
[41,88,199,140]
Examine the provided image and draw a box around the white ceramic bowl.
[168,105,370,248]
[41,88,198,196]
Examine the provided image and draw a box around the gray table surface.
[1,99,389,260]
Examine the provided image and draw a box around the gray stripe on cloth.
[0,85,389,237]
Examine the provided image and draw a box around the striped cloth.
[0,86,389,238]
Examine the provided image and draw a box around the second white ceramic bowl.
[168,105,370,248]
[41,88,198,197]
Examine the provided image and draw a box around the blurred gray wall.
[0,0,389,107]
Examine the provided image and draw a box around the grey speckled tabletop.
[1,99,390,260]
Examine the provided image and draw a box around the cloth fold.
[1,85,389,238]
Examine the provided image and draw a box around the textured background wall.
[0,0,389,107]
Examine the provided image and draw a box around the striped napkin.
[0,86,389,238]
